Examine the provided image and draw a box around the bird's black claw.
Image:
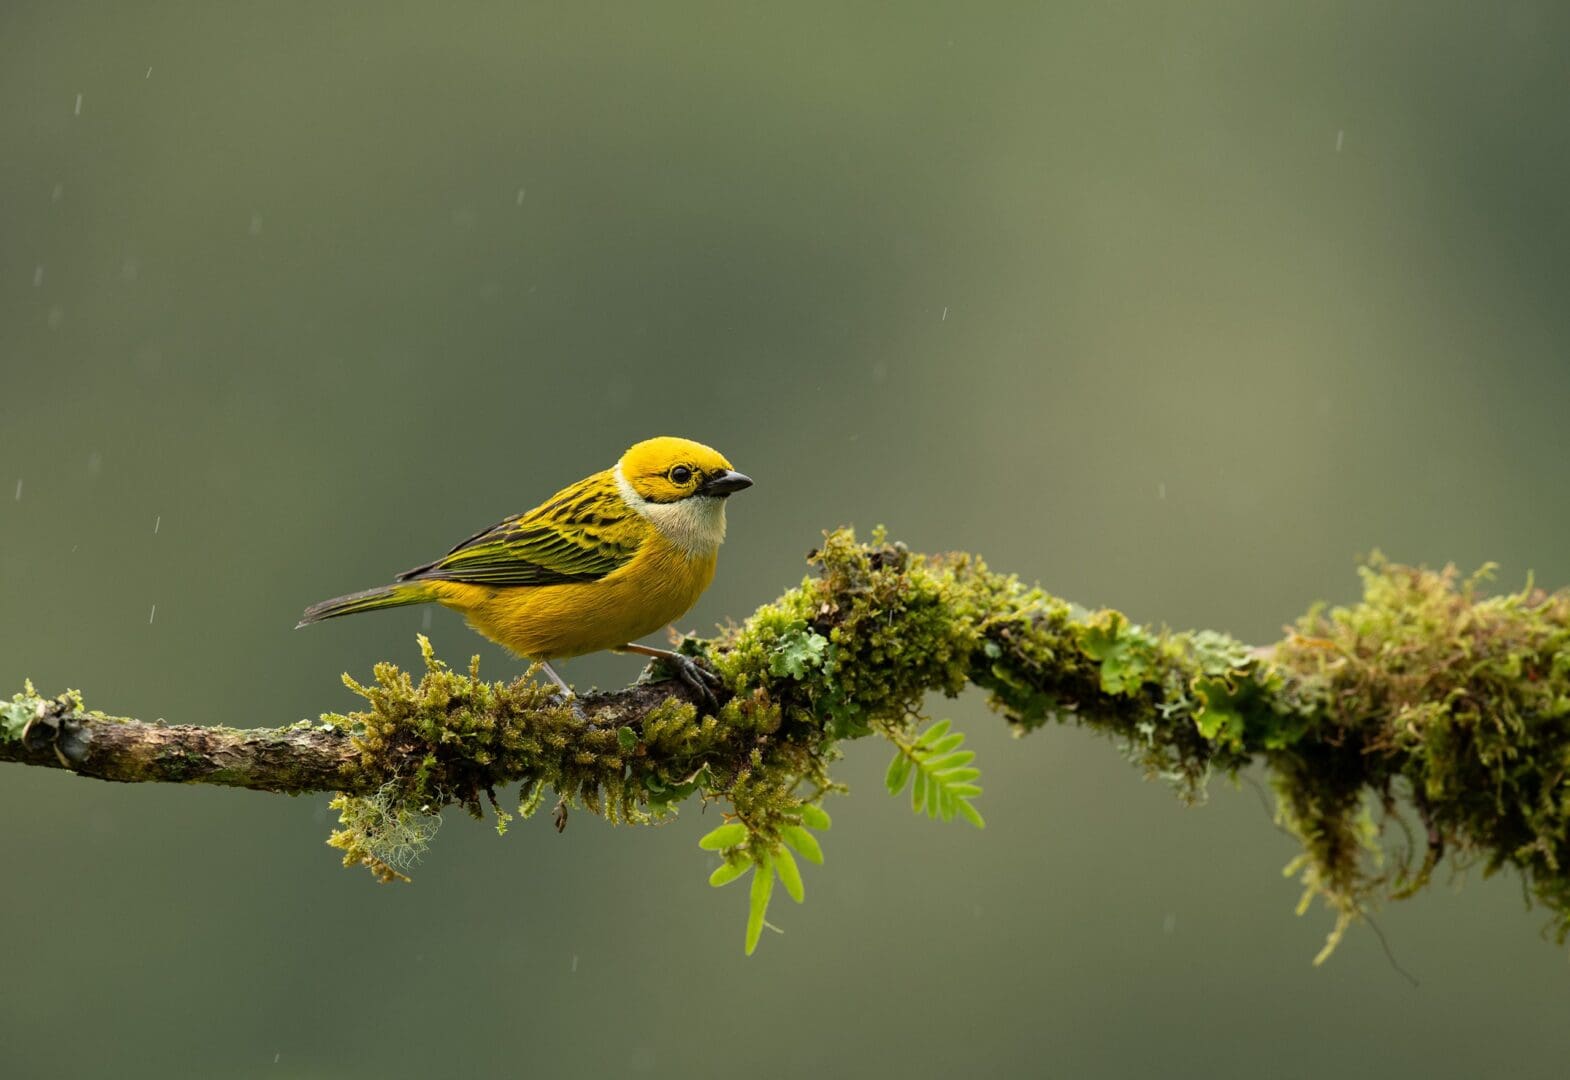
[664,654,722,712]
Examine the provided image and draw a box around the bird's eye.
[669,465,693,484]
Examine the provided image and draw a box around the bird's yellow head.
[617,436,750,503]
[615,436,752,555]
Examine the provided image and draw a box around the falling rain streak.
[14,479,21,501]
[154,515,161,534]
[149,604,157,625]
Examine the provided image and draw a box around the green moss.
[304,531,1570,964]
[1269,558,1570,953]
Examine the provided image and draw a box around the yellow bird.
[297,436,752,706]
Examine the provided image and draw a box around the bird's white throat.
[616,466,728,557]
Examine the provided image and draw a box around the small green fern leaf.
[701,806,830,955]
[885,720,986,829]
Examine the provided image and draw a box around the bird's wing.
[396,472,641,587]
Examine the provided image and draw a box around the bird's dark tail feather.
[295,583,433,628]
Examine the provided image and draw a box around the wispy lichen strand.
[7,531,1570,959]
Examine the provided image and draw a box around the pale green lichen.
[1,681,47,742]
[327,782,443,883]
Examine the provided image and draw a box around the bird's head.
[615,436,752,555]
[617,436,752,503]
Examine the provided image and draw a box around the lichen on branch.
[6,529,1570,959]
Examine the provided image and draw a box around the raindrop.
[153,515,161,534]
[1157,482,1166,500]
[145,67,153,79]
[47,305,64,328]
[515,187,527,206]
[87,451,102,476]
[1335,129,1345,153]
[1162,912,1177,935]
[421,609,433,630]
[13,479,21,501]
[51,183,64,203]
[571,954,579,973]
[73,93,82,116]
[941,306,949,321]
[149,604,157,625]
[32,265,43,287]
[249,212,264,236]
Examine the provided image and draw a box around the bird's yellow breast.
[424,529,718,660]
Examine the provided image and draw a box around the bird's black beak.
[699,470,754,497]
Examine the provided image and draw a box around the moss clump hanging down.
[1269,560,1570,956]
[16,529,1566,957]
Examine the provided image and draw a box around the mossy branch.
[6,529,1570,957]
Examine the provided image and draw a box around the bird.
[297,436,752,709]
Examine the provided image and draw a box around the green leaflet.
[799,804,832,831]
[774,847,805,903]
[884,720,986,829]
[746,856,775,955]
[709,856,752,887]
[781,825,824,864]
[698,822,747,850]
[885,750,913,795]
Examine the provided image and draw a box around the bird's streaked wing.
[396,472,640,587]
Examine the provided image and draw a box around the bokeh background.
[5,3,1570,1076]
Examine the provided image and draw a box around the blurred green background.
[5,2,1570,1076]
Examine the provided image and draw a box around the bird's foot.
[536,659,588,721]
[553,689,588,722]
[614,643,725,712]
[656,653,723,713]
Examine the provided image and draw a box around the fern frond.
[700,807,830,955]
[885,720,985,828]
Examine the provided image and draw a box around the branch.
[0,677,714,796]
[6,530,1570,959]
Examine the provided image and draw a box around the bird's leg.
[615,643,722,711]
[536,659,587,721]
